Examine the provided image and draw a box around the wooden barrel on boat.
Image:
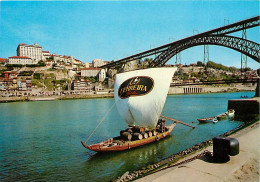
[132,133,143,140]
[120,130,126,135]
[133,126,145,133]
[120,128,133,135]
[144,128,150,132]
[143,133,148,139]
[126,128,133,134]
[147,131,153,137]
[152,130,157,136]
[121,132,132,141]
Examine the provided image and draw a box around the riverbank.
[115,121,259,182]
[168,83,256,94]
[0,84,256,103]
[0,92,114,103]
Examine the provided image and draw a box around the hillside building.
[0,58,7,65]
[92,59,104,68]
[42,51,52,60]
[7,56,37,65]
[17,43,42,62]
[80,68,106,82]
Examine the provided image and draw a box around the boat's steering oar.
[160,115,195,129]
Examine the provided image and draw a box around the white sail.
[114,67,177,129]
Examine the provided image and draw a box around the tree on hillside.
[196,61,205,67]
[206,60,238,72]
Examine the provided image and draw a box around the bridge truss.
[101,16,260,69]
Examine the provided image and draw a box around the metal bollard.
[213,136,239,163]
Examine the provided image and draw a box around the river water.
[0,91,255,181]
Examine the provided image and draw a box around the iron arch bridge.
[100,16,260,69]
[150,35,260,67]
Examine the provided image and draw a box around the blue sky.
[0,1,259,69]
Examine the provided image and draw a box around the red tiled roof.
[0,58,7,63]
[1,78,13,82]
[8,56,31,59]
[42,51,50,53]
[3,71,17,74]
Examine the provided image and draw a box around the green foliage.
[55,79,69,84]
[33,73,41,80]
[47,68,57,71]
[26,60,46,67]
[207,76,217,81]
[179,72,189,80]
[241,67,252,72]
[190,71,204,79]
[46,73,55,78]
[55,79,70,90]
[84,76,97,83]
[37,60,46,67]
[18,71,33,76]
[0,69,11,74]
[196,61,205,67]
[44,78,55,90]
[31,79,43,88]
[5,64,23,68]
[206,61,239,72]
[229,66,237,72]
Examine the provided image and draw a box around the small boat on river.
[197,117,216,123]
[81,67,195,153]
[216,113,227,120]
[226,109,235,118]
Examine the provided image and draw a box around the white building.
[92,59,104,68]
[7,56,37,65]
[81,68,101,77]
[17,43,42,62]
[80,68,106,82]
[85,63,90,68]
[42,51,52,61]
[98,69,106,82]
[72,79,92,91]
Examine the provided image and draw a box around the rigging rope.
[83,100,117,144]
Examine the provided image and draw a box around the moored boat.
[197,117,216,123]
[226,109,235,118]
[216,113,227,120]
